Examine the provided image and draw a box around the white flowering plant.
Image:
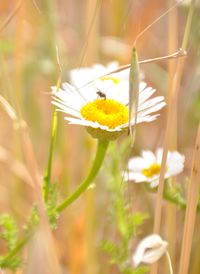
[0,1,199,274]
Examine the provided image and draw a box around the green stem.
[56,139,109,213]
[43,108,58,203]
[163,184,200,212]
[145,183,200,212]
[163,185,187,210]
[181,0,195,51]
[1,233,31,268]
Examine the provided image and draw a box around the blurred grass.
[0,1,200,274]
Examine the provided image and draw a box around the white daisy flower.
[132,234,168,267]
[52,62,166,140]
[125,148,185,188]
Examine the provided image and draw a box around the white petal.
[53,89,85,109]
[138,101,166,117]
[124,171,147,182]
[156,148,163,164]
[132,234,168,267]
[64,117,123,132]
[135,114,160,124]
[138,96,165,112]
[141,150,156,164]
[52,101,81,118]
[156,149,185,177]
[127,114,160,129]
[128,157,150,171]
[139,81,147,91]
[138,87,156,105]
[52,95,80,109]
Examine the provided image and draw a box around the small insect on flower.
[132,234,168,267]
[124,148,185,188]
[51,62,166,140]
[96,89,106,100]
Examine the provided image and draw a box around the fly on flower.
[52,62,166,140]
[125,148,185,187]
[96,89,106,100]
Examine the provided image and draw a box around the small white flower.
[132,234,168,267]
[52,62,166,139]
[125,148,185,187]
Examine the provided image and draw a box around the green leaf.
[129,47,140,141]
[0,214,22,270]
[0,214,18,251]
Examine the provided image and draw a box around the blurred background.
[0,0,200,273]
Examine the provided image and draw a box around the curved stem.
[163,185,187,210]
[145,183,200,212]
[56,139,109,213]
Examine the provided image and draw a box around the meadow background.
[0,0,200,274]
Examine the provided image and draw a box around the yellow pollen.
[80,99,128,129]
[100,76,120,85]
[142,163,161,177]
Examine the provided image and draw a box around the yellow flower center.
[142,163,161,177]
[100,76,120,85]
[80,99,128,129]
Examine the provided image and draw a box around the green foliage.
[100,141,149,273]
[123,266,149,274]
[0,214,21,270]
[0,256,21,271]
[24,205,40,233]
[188,91,200,127]
[0,40,14,54]
[46,183,59,229]
[0,214,18,250]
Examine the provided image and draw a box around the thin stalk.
[78,0,102,67]
[166,251,174,274]
[0,0,23,33]
[43,108,58,203]
[43,46,61,203]
[79,49,186,89]
[56,139,109,212]
[164,1,178,271]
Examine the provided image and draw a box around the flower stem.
[43,108,58,203]
[145,183,200,212]
[56,139,109,213]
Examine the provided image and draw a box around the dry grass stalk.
[0,0,23,33]
[178,123,200,274]
[0,145,33,186]
[78,0,101,67]
[0,95,17,121]
[18,122,45,213]
[164,0,178,270]
[25,223,61,274]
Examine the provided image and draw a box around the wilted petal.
[132,234,168,267]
